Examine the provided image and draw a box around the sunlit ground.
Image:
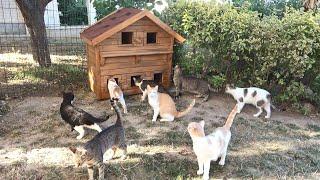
[0,93,319,179]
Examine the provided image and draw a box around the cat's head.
[108,78,118,85]
[62,91,75,103]
[132,76,143,86]
[225,84,236,94]
[187,121,205,138]
[174,65,182,74]
[147,85,158,97]
[69,147,90,167]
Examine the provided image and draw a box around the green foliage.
[58,0,88,25]
[162,1,320,108]
[93,0,154,20]
[233,0,303,17]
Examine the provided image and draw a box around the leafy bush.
[162,1,320,109]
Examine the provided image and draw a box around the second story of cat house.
[80,8,185,57]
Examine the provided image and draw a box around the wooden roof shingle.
[80,8,185,45]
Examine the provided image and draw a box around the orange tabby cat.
[147,85,195,122]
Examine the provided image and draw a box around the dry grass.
[0,92,319,180]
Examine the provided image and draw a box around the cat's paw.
[197,170,203,175]
[265,115,270,119]
[174,95,180,99]
[218,160,225,166]
[76,135,84,140]
[120,155,127,161]
[152,119,157,122]
[253,113,260,117]
[202,175,209,180]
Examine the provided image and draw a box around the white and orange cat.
[146,85,195,122]
[107,78,127,114]
[188,105,238,180]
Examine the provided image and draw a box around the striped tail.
[176,99,196,118]
[224,104,238,129]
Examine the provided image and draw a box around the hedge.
[161,1,320,111]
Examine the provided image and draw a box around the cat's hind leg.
[119,95,127,114]
[97,162,105,180]
[87,165,94,180]
[201,93,209,102]
[253,106,263,117]
[159,114,175,122]
[74,126,85,139]
[264,103,271,119]
[237,102,245,113]
[197,158,204,175]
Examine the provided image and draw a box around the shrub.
[162,1,320,109]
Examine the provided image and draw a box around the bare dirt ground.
[0,91,319,180]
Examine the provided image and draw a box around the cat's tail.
[110,97,123,126]
[175,99,196,118]
[223,104,238,129]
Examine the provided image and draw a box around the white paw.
[152,119,156,122]
[265,115,270,119]
[219,160,225,166]
[203,175,209,180]
[120,155,127,161]
[253,114,260,117]
[197,170,203,175]
[76,135,83,140]
[124,110,128,114]
[237,109,241,113]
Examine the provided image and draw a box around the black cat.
[59,92,109,139]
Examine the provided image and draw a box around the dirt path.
[0,92,319,179]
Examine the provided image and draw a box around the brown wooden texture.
[80,8,185,45]
[82,9,182,100]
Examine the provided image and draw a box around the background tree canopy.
[93,0,154,20]
[58,0,88,25]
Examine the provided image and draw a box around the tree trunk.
[16,0,52,67]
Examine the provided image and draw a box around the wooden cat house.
[80,8,185,99]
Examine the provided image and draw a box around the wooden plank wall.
[98,17,173,53]
[94,17,175,99]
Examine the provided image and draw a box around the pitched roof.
[80,8,185,45]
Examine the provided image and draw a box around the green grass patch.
[12,64,86,87]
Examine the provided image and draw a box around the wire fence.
[0,0,162,99]
[0,0,93,98]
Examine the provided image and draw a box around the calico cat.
[133,76,167,101]
[69,98,127,180]
[188,105,238,180]
[173,65,212,102]
[225,84,272,118]
[147,85,195,122]
[60,92,109,139]
[108,78,127,113]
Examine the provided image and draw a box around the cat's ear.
[69,146,77,154]
[200,120,205,128]
[147,85,151,91]
[154,85,158,91]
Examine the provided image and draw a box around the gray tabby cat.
[69,98,127,180]
[173,65,212,102]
